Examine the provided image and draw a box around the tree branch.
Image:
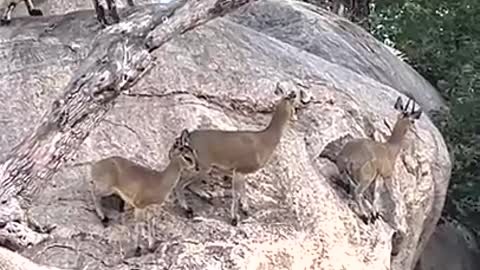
[0,0,255,210]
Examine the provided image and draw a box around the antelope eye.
[184,156,193,164]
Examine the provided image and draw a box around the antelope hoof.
[95,6,108,26]
[147,243,157,253]
[38,223,57,234]
[239,202,249,217]
[134,246,142,257]
[359,214,370,224]
[104,18,115,26]
[366,213,376,224]
[368,209,383,223]
[371,211,381,221]
[0,18,10,26]
[231,216,239,227]
[111,14,120,24]
[391,231,404,256]
[30,9,43,16]
[184,207,194,219]
[101,216,110,227]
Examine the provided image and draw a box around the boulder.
[229,0,447,114]
[0,0,451,269]
[415,221,480,270]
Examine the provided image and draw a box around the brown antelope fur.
[88,145,197,250]
[92,0,134,25]
[169,86,308,226]
[336,96,422,223]
[0,0,43,25]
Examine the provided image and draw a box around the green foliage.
[370,0,480,239]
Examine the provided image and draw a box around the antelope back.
[338,139,392,176]
[171,129,270,174]
[109,157,155,198]
[169,128,232,170]
[91,157,121,187]
[337,139,375,171]
[369,142,398,177]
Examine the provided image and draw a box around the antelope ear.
[291,107,298,121]
[180,129,190,146]
[411,110,422,120]
[383,119,393,132]
[181,154,195,167]
[299,89,312,105]
[274,82,285,96]
[181,148,199,171]
[394,97,404,111]
[168,145,175,160]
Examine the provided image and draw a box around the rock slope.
[0,0,451,269]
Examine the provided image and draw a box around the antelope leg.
[230,171,248,226]
[133,208,145,254]
[24,0,43,16]
[0,3,16,25]
[105,0,120,23]
[174,174,201,218]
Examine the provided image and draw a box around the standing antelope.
[87,144,197,251]
[0,0,43,25]
[169,85,309,226]
[336,96,422,223]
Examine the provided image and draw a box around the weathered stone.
[415,221,480,270]
[0,0,451,269]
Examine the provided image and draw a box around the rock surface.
[229,0,447,114]
[0,0,451,269]
[415,221,480,270]
[0,246,65,270]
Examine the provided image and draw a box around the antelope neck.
[386,122,408,158]
[155,158,181,188]
[259,103,290,148]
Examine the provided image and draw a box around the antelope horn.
[405,98,412,113]
[383,119,393,132]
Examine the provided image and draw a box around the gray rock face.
[229,0,447,114]
[0,0,451,269]
[0,246,64,270]
[415,221,480,270]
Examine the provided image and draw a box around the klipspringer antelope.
[336,96,422,223]
[169,85,309,226]
[88,144,197,251]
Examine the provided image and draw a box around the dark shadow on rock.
[318,133,354,196]
[100,194,125,212]
[318,134,354,164]
[318,134,380,225]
